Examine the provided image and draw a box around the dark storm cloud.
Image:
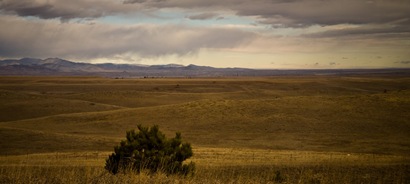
[3,3,54,18]
[0,16,256,59]
[186,13,219,20]
[395,61,410,64]
[0,0,139,20]
[123,0,410,27]
[2,0,409,28]
[235,0,410,27]
[304,25,410,39]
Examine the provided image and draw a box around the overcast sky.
[1,0,410,69]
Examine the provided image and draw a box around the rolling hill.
[0,76,409,155]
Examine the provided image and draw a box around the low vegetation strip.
[0,150,408,183]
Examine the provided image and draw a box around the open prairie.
[0,76,409,183]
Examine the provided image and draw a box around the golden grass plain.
[0,76,409,183]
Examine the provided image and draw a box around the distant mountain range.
[0,58,409,77]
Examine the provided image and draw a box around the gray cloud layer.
[2,0,409,27]
[0,16,256,59]
[124,0,410,27]
[1,0,409,65]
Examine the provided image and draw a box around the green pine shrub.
[105,125,195,175]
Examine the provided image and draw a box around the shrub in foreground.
[105,125,195,175]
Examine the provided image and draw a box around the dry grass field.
[0,76,409,183]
